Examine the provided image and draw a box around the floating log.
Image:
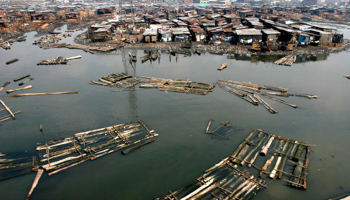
[289,141,299,159]
[293,143,305,162]
[253,94,277,114]
[181,177,215,200]
[260,135,275,156]
[26,169,44,200]
[264,95,298,108]
[269,156,282,179]
[121,138,155,155]
[205,120,213,134]
[260,156,274,176]
[277,142,293,179]
[241,135,265,166]
[48,158,89,176]
[0,81,11,93]
[0,99,15,119]
[289,161,303,187]
[233,144,250,163]
[218,63,227,71]
[14,75,30,82]
[6,58,19,65]
[0,117,11,123]
[19,78,34,86]
[66,55,82,60]
[302,146,311,190]
[42,154,86,171]
[6,85,32,94]
[231,130,256,159]
[7,91,78,98]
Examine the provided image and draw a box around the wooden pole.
[0,81,11,93]
[7,91,78,97]
[14,75,30,82]
[0,111,21,120]
[19,78,34,86]
[0,99,15,119]
[26,169,44,200]
[6,85,33,94]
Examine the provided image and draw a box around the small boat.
[218,63,227,71]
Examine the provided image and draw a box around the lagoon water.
[1,25,350,200]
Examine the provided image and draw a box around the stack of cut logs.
[274,55,297,66]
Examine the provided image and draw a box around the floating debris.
[7,91,78,98]
[6,85,32,94]
[159,157,266,200]
[6,59,19,65]
[37,56,68,65]
[140,77,215,95]
[230,129,313,190]
[344,75,350,79]
[218,63,227,71]
[274,55,297,66]
[90,73,142,88]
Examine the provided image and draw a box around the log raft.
[274,55,297,66]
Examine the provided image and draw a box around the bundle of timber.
[274,55,297,66]
[218,79,317,113]
[90,73,142,88]
[36,121,158,175]
[205,119,243,139]
[0,152,38,181]
[159,159,266,200]
[230,129,312,190]
[140,77,215,95]
[37,56,68,65]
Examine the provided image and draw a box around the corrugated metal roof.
[261,29,280,35]
[143,28,158,36]
[235,28,262,36]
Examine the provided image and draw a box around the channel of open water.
[1,25,350,200]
